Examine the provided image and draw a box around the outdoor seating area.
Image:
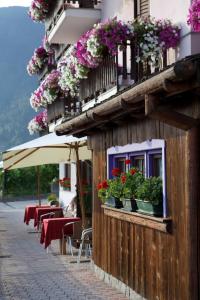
[23,203,92,263]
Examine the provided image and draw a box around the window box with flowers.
[135,176,163,216]
[59,177,71,191]
[106,140,167,218]
[98,164,144,211]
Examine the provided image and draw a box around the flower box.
[105,197,123,209]
[121,198,137,212]
[135,199,163,217]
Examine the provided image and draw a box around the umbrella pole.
[36,166,41,206]
[75,145,86,229]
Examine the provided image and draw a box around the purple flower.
[187,0,200,32]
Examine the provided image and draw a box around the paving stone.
[0,200,128,300]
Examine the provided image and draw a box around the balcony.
[47,95,80,131]
[46,0,101,45]
[47,39,171,130]
[79,40,169,112]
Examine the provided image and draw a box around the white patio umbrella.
[2,133,90,170]
[2,133,91,227]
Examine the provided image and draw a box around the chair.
[62,221,80,255]
[77,228,92,263]
[62,205,69,217]
[38,212,55,235]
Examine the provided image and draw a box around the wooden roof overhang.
[55,54,200,137]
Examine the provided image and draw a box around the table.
[24,205,50,225]
[34,207,64,230]
[40,217,81,250]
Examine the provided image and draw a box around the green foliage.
[107,177,123,200]
[136,177,163,205]
[4,165,59,197]
[122,170,144,199]
[47,193,57,202]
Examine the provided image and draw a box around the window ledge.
[102,205,171,233]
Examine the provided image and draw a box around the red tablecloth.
[34,207,64,229]
[40,217,80,249]
[24,205,50,225]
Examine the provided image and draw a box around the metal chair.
[62,221,80,255]
[77,228,92,263]
[38,212,55,236]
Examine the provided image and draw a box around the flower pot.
[105,197,123,209]
[122,198,137,212]
[135,199,163,216]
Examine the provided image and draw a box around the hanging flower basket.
[28,0,49,23]
[187,0,200,32]
[27,110,48,135]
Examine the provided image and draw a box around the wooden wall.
[88,117,200,300]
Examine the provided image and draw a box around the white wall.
[101,0,134,22]
[59,162,76,207]
[150,0,200,59]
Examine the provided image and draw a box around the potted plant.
[97,171,123,209]
[59,177,71,191]
[120,167,144,212]
[135,177,163,216]
[47,193,59,207]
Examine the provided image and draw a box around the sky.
[0,0,31,7]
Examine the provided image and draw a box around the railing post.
[163,50,167,68]
[130,39,136,81]
[122,43,127,80]
[116,45,119,91]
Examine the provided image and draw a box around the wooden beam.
[163,79,200,98]
[55,59,199,136]
[86,112,109,122]
[145,94,200,130]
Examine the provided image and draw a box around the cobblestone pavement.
[0,201,128,300]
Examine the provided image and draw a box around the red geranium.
[121,175,127,184]
[130,168,137,176]
[102,180,109,189]
[97,183,102,190]
[112,168,121,177]
[125,159,131,165]
[97,180,109,190]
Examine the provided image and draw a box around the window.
[151,154,162,177]
[107,140,167,217]
[115,157,126,173]
[134,0,149,18]
[65,164,71,178]
[130,155,145,174]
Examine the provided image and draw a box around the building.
[28,0,200,299]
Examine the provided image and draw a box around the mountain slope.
[0,7,44,151]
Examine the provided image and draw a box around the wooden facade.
[54,53,200,299]
[88,108,200,300]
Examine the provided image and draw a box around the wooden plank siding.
[89,109,200,299]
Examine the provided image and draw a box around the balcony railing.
[47,40,171,124]
[79,40,168,110]
[47,96,80,124]
[46,0,101,44]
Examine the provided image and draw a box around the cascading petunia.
[28,110,47,135]
[28,0,49,23]
[187,0,200,32]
